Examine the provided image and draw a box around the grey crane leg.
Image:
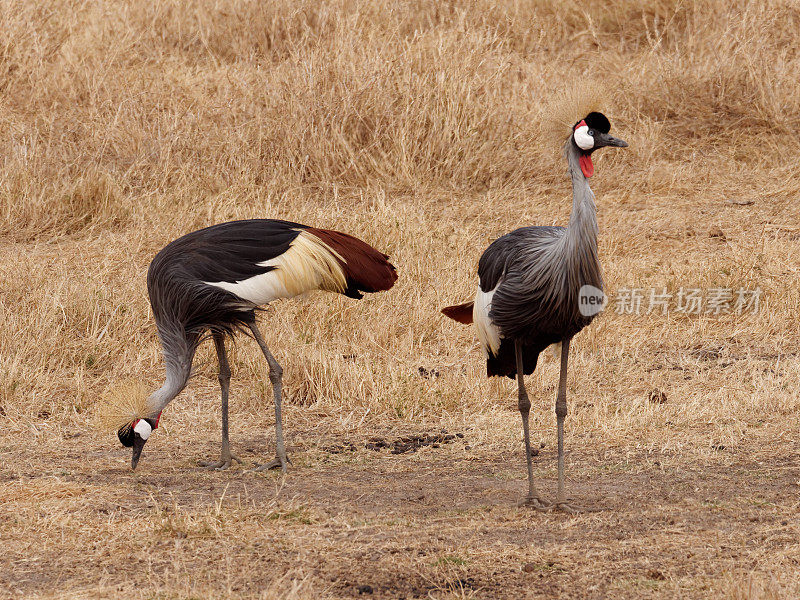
[552,338,595,513]
[247,321,290,473]
[199,332,242,470]
[555,338,571,505]
[515,339,550,510]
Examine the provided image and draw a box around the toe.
[250,456,289,472]
[553,502,601,514]
[519,496,552,511]
[198,458,236,470]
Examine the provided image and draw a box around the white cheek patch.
[573,125,594,151]
[133,419,152,441]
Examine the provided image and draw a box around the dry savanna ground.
[2,1,800,598]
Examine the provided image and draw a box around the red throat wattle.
[579,154,594,178]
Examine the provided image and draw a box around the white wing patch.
[205,268,290,305]
[573,124,594,151]
[204,230,347,305]
[473,285,502,357]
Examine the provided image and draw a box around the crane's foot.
[518,496,600,513]
[519,496,552,511]
[551,501,601,514]
[198,455,242,471]
[250,454,291,473]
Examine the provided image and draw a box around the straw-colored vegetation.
[2,1,799,598]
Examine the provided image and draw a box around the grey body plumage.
[442,110,627,510]
[479,141,603,377]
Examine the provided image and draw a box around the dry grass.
[2,1,800,598]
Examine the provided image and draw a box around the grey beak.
[603,134,628,148]
[131,434,147,470]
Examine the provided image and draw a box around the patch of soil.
[364,431,464,454]
[417,366,440,378]
[323,431,467,455]
[323,441,359,454]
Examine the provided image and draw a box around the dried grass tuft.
[539,82,611,144]
[93,378,151,432]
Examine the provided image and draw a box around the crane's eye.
[588,130,595,136]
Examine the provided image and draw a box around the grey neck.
[145,328,194,417]
[565,141,598,241]
[563,141,599,252]
[559,140,601,287]
[146,366,189,417]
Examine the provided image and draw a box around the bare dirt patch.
[2,424,799,599]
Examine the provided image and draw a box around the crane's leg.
[199,332,242,470]
[552,338,595,513]
[516,339,550,510]
[247,321,290,473]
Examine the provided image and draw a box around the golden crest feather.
[93,379,151,432]
[539,82,610,143]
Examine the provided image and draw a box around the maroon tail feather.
[441,301,474,324]
[306,227,398,298]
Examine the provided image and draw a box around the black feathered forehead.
[575,112,611,134]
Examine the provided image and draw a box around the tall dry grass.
[1,0,799,432]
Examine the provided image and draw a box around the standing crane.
[442,111,627,512]
[114,219,397,471]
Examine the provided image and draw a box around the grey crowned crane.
[442,110,627,512]
[114,219,397,471]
